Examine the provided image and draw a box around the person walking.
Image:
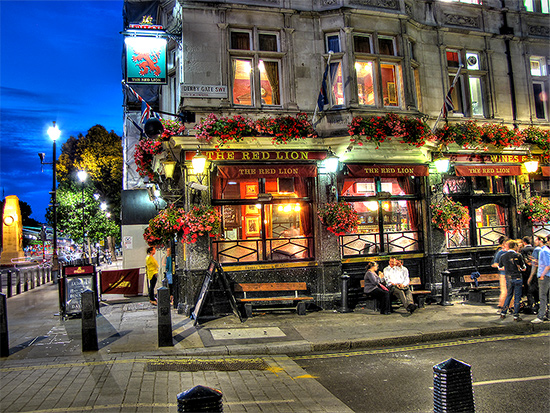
[364,261,391,315]
[492,236,509,311]
[498,240,526,321]
[520,236,535,312]
[145,246,159,306]
[531,235,550,324]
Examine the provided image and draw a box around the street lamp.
[77,170,87,262]
[47,122,61,277]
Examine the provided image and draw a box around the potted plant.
[143,205,185,247]
[160,118,185,141]
[430,197,471,233]
[518,196,550,224]
[317,201,360,236]
[177,205,222,244]
[195,113,256,147]
[256,112,317,144]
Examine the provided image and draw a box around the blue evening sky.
[0,0,124,221]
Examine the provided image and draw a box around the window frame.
[529,56,549,120]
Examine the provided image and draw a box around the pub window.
[445,49,487,117]
[340,175,423,256]
[530,56,549,120]
[354,34,404,108]
[212,172,314,264]
[326,33,341,53]
[230,28,282,107]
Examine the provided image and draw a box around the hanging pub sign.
[124,20,167,84]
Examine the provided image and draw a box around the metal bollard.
[177,385,223,412]
[340,273,351,313]
[439,270,453,306]
[15,269,21,295]
[81,289,98,351]
[7,270,12,298]
[433,358,475,412]
[30,269,35,289]
[35,267,40,287]
[0,270,2,293]
[157,287,173,347]
[0,293,8,357]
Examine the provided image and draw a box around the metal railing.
[340,230,421,257]
[213,236,314,264]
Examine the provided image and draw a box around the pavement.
[1,262,549,412]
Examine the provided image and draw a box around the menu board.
[65,276,94,314]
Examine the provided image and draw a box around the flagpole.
[431,65,463,134]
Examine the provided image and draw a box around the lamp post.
[47,122,61,278]
[77,170,87,262]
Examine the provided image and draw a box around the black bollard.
[340,273,351,313]
[0,293,8,357]
[7,270,12,298]
[439,270,453,306]
[157,286,173,347]
[81,289,98,351]
[433,358,475,412]
[177,385,223,412]
[15,269,21,295]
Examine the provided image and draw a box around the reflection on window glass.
[342,178,376,196]
[378,37,395,56]
[231,31,251,50]
[447,50,460,68]
[530,56,547,76]
[381,63,399,107]
[232,58,252,105]
[259,60,280,105]
[533,83,547,119]
[469,76,483,116]
[326,34,340,53]
[355,61,375,105]
[466,52,480,70]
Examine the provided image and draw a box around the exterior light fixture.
[434,156,450,174]
[144,118,164,139]
[162,159,177,179]
[77,170,88,183]
[523,154,539,174]
[45,121,61,277]
[100,202,107,211]
[324,147,339,173]
[192,147,208,175]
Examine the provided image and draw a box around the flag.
[442,86,455,117]
[312,51,333,124]
[122,81,158,124]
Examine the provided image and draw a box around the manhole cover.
[147,358,269,372]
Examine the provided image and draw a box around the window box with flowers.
[134,139,164,181]
[430,197,471,233]
[177,205,222,244]
[256,112,317,145]
[348,114,432,149]
[143,205,185,247]
[318,201,360,236]
[522,127,550,163]
[195,113,257,147]
[518,196,550,224]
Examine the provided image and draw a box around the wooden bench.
[359,277,432,309]
[462,273,500,303]
[233,282,314,318]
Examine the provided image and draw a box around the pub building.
[120,0,550,314]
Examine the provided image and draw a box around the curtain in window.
[263,61,280,105]
[329,62,339,103]
[496,204,507,226]
[294,177,312,236]
[397,177,419,231]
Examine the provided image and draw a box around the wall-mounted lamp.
[191,147,207,175]
[324,147,339,174]
[434,156,450,174]
[144,117,164,139]
[161,159,177,180]
[523,154,539,174]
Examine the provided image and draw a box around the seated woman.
[363,261,391,315]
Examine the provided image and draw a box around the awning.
[217,164,317,179]
[454,165,522,176]
[345,164,429,178]
[542,166,549,177]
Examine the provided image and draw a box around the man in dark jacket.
[498,240,527,321]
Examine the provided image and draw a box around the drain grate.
[147,358,270,372]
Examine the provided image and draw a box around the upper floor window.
[440,0,481,4]
[445,49,486,117]
[530,56,549,120]
[326,33,341,53]
[524,0,550,13]
[230,29,282,107]
[354,34,403,108]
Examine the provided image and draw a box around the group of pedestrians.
[363,258,418,315]
[492,234,550,322]
[145,246,174,306]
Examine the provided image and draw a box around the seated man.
[382,258,417,314]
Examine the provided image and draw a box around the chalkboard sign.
[216,263,242,322]
[65,276,94,314]
[191,261,216,324]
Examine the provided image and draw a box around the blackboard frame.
[59,265,99,318]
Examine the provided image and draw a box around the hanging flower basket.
[143,205,185,247]
[195,113,256,147]
[348,114,432,148]
[256,112,317,144]
[317,201,360,236]
[177,205,222,244]
[430,197,470,234]
[518,196,550,224]
[134,139,164,180]
[160,118,185,141]
[521,127,550,163]
[480,123,523,148]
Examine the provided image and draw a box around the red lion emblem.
[132,51,161,77]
